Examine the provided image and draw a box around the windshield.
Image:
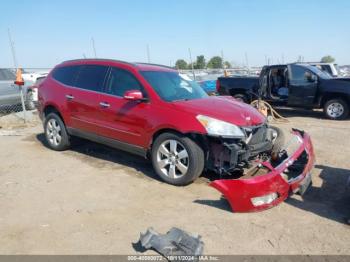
[141,71,208,102]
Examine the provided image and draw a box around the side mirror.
[123,90,144,101]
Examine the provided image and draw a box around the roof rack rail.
[61,58,137,67]
[135,62,175,70]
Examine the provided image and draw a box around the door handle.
[99,102,110,108]
[65,94,74,100]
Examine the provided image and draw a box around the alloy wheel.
[46,118,62,146]
[156,139,189,179]
[327,102,344,118]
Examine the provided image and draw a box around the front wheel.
[151,132,204,186]
[324,99,349,120]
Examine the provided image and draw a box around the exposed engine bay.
[204,123,284,175]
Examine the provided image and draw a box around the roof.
[59,58,176,72]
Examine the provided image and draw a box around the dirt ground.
[0,109,349,255]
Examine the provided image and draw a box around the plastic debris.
[139,227,204,257]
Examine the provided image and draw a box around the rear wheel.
[151,132,204,186]
[25,91,36,110]
[324,99,349,120]
[44,113,70,151]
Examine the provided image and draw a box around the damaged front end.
[208,129,315,212]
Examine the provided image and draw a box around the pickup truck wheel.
[233,94,247,103]
[44,113,70,151]
[151,132,204,186]
[324,99,349,120]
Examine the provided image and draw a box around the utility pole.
[221,50,225,69]
[8,28,26,123]
[188,48,195,80]
[91,37,97,58]
[8,29,18,68]
[245,52,250,74]
[147,44,151,63]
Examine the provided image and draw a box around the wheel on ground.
[324,99,349,120]
[25,91,36,110]
[151,132,204,186]
[44,112,70,151]
[233,94,247,103]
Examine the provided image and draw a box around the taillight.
[216,80,220,93]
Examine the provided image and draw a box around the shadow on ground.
[285,164,350,224]
[36,133,160,182]
[275,107,324,119]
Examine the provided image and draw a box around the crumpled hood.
[172,96,265,126]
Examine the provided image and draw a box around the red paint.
[123,90,144,100]
[210,131,315,212]
[38,59,265,148]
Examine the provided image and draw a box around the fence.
[0,68,50,122]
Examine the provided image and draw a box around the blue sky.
[1,0,349,67]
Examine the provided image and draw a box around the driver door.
[97,67,151,147]
[287,64,318,106]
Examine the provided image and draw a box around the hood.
[172,96,265,126]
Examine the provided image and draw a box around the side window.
[289,65,315,85]
[106,67,144,97]
[75,65,109,92]
[52,65,81,86]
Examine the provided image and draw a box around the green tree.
[321,55,335,63]
[194,55,206,69]
[175,59,188,70]
[207,56,223,69]
[224,61,232,69]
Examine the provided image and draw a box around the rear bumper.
[209,129,315,212]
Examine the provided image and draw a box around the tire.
[268,126,285,155]
[44,113,70,151]
[25,91,36,110]
[151,132,205,186]
[324,98,349,120]
[233,94,248,103]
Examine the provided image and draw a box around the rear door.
[287,64,318,106]
[97,67,151,147]
[67,65,109,134]
[0,69,20,105]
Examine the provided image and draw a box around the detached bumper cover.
[210,130,315,212]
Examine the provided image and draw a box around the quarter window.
[106,67,143,97]
[75,65,109,92]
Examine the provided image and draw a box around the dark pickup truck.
[217,63,350,120]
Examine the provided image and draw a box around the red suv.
[38,59,315,212]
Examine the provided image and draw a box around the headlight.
[196,115,245,138]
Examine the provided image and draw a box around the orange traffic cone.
[14,68,24,86]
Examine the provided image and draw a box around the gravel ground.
[0,109,349,255]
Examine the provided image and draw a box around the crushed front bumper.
[209,129,315,212]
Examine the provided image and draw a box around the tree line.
[175,55,336,70]
[175,55,232,70]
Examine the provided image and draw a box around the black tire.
[233,94,248,103]
[324,98,349,120]
[44,113,70,151]
[151,132,205,186]
[268,126,285,155]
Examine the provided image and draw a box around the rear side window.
[52,66,80,86]
[75,65,109,92]
[106,67,144,97]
